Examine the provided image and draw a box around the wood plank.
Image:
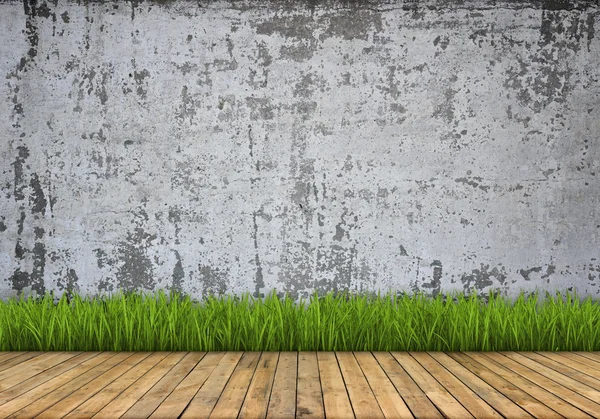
[296,352,324,419]
[336,352,384,419]
[0,352,81,392]
[571,352,600,364]
[481,352,600,417]
[410,352,503,419]
[0,352,115,417]
[466,352,594,419]
[92,352,186,419]
[147,352,224,419]
[63,352,170,419]
[561,352,600,369]
[266,352,297,419]
[0,352,101,406]
[179,351,244,419]
[205,351,261,419]
[520,352,600,391]
[4,352,134,419]
[391,352,474,419]
[317,351,355,419]
[500,352,600,402]
[0,352,45,373]
[121,352,205,418]
[372,351,443,419]
[430,352,535,419]
[239,352,279,419]
[0,353,29,365]
[353,352,413,419]
[34,352,153,419]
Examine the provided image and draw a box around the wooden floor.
[0,351,599,418]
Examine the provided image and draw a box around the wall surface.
[1,0,599,307]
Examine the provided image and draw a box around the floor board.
[0,351,598,418]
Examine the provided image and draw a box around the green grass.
[0,287,598,352]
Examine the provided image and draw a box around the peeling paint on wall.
[0,0,599,307]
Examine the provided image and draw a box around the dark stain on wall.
[115,228,157,292]
[57,268,79,302]
[29,173,47,214]
[198,264,229,298]
[171,249,185,296]
[12,146,29,202]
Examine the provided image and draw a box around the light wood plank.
[35,352,152,419]
[466,352,594,419]
[445,352,559,418]
[353,352,414,419]
[317,351,354,419]
[179,351,244,419]
[63,352,170,419]
[121,352,205,418]
[484,352,600,416]
[391,352,474,419]
[558,352,600,370]
[4,352,134,419]
[372,351,443,419]
[147,352,224,419]
[266,352,296,419]
[0,352,81,392]
[336,352,384,419]
[430,352,535,419]
[0,352,114,417]
[296,352,324,419]
[239,352,279,419]
[0,353,45,373]
[411,352,503,418]
[92,352,185,419]
[570,351,600,364]
[206,351,261,419]
[0,352,100,406]
[0,353,29,365]
[520,352,600,391]
[571,352,600,363]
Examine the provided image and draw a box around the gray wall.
[1,0,599,307]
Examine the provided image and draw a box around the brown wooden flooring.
[0,351,598,418]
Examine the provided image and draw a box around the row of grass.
[0,287,598,352]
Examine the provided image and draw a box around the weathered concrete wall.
[1,0,599,307]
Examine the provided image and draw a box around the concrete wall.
[1,0,599,307]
